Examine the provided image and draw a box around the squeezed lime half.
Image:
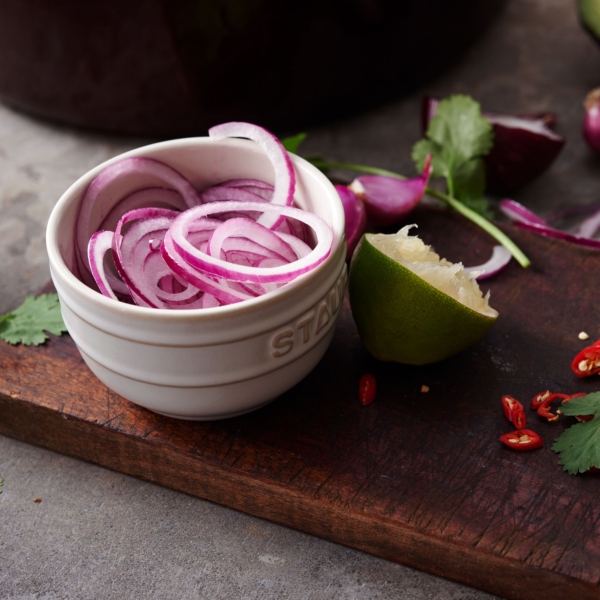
[349,226,498,365]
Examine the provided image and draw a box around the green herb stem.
[313,160,531,268]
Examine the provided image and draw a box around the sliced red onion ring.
[208,218,297,264]
[213,178,274,195]
[514,221,600,249]
[77,157,201,281]
[208,123,295,229]
[169,201,333,284]
[464,246,512,280]
[501,199,600,248]
[112,208,183,308]
[88,231,119,300]
[99,188,187,232]
[161,231,254,305]
[200,186,269,204]
[499,199,547,226]
[275,232,312,259]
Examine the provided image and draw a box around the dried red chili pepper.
[500,429,544,451]
[358,374,376,405]
[571,340,600,377]
[501,395,527,428]
[560,392,594,422]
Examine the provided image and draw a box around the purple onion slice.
[464,246,512,280]
[208,123,295,230]
[169,201,333,284]
[499,199,548,226]
[514,221,600,249]
[99,188,187,232]
[88,231,119,300]
[76,157,201,282]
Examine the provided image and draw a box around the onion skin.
[583,88,600,153]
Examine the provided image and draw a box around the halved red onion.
[77,157,201,281]
[348,155,432,227]
[464,245,512,280]
[169,201,333,284]
[335,185,366,261]
[208,123,295,229]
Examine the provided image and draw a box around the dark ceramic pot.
[0,0,506,136]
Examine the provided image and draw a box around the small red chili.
[358,374,376,405]
[501,395,524,422]
[500,429,544,451]
[537,392,568,422]
[561,392,594,422]
[512,408,527,429]
[530,390,551,411]
[571,340,600,377]
[501,395,527,428]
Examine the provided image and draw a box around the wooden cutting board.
[1,207,600,600]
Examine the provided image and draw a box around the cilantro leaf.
[411,94,494,211]
[281,133,307,154]
[0,294,67,346]
[552,392,600,474]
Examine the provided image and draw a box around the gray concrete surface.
[1,0,599,597]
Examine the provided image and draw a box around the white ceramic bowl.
[47,137,346,420]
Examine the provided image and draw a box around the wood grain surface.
[1,207,600,600]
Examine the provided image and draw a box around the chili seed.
[579,331,590,340]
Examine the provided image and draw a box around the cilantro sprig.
[412,95,494,216]
[281,95,531,268]
[0,294,67,346]
[552,393,600,474]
